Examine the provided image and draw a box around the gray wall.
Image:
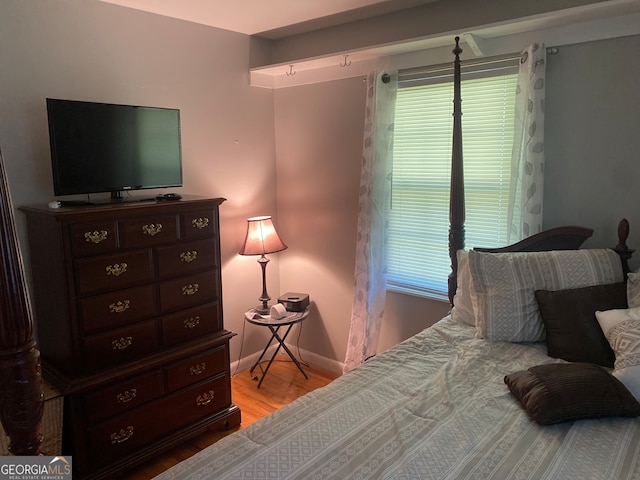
[0,0,279,364]
[274,77,368,365]
[545,35,640,266]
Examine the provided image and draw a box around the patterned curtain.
[508,43,547,242]
[343,71,397,374]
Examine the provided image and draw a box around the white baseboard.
[230,344,344,378]
[294,347,344,376]
[229,344,279,377]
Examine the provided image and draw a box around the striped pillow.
[596,306,640,400]
[469,249,623,342]
[628,272,640,308]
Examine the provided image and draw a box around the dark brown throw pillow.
[535,282,627,367]
[504,363,640,425]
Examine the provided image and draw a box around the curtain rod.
[382,46,558,83]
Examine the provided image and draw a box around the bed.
[154,233,640,480]
[153,39,640,480]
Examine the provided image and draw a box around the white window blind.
[388,70,518,298]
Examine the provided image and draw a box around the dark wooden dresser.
[20,196,240,479]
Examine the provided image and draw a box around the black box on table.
[278,292,310,312]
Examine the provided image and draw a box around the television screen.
[46,98,183,199]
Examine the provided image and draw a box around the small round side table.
[245,308,309,388]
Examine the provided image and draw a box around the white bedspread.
[154,317,640,479]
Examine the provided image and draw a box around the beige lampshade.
[239,216,287,256]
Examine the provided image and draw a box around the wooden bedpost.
[448,36,465,305]
[614,218,634,277]
[0,148,43,455]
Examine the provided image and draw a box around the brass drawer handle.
[106,263,128,277]
[110,426,134,444]
[190,362,206,376]
[142,223,163,236]
[184,316,200,329]
[116,388,137,403]
[182,283,199,296]
[196,390,215,406]
[180,250,198,263]
[112,336,133,350]
[85,230,108,244]
[109,300,130,313]
[192,218,209,230]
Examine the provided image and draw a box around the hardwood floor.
[122,355,340,479]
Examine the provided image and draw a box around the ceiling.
[97,0,640,89]
[98,0,439,38]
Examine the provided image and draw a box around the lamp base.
[253,305,270,315]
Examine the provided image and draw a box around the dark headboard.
[474,226,593,253]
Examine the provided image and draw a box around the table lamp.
[239,216,287,314]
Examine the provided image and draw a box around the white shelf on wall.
[250,0,640,89]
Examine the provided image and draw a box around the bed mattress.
[154,316,640,479]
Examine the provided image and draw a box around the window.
[388,67,518,298]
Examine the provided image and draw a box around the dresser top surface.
[20,195,226,218]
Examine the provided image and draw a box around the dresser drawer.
[75,250,154,295]
[165,374,230,429]
[78,284,158,333]
[161,302,222,347]
[156,238,217,279]
[165,346,227,392]
[181,210,216,240]
[70,221,119,257]
[89,400,167,468]
[159,271,218,313]
[120,215,179,248]
[89,375,230,468]
[85,370,164,423]
[82,319,159,372]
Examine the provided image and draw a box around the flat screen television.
[46,98,183,201]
